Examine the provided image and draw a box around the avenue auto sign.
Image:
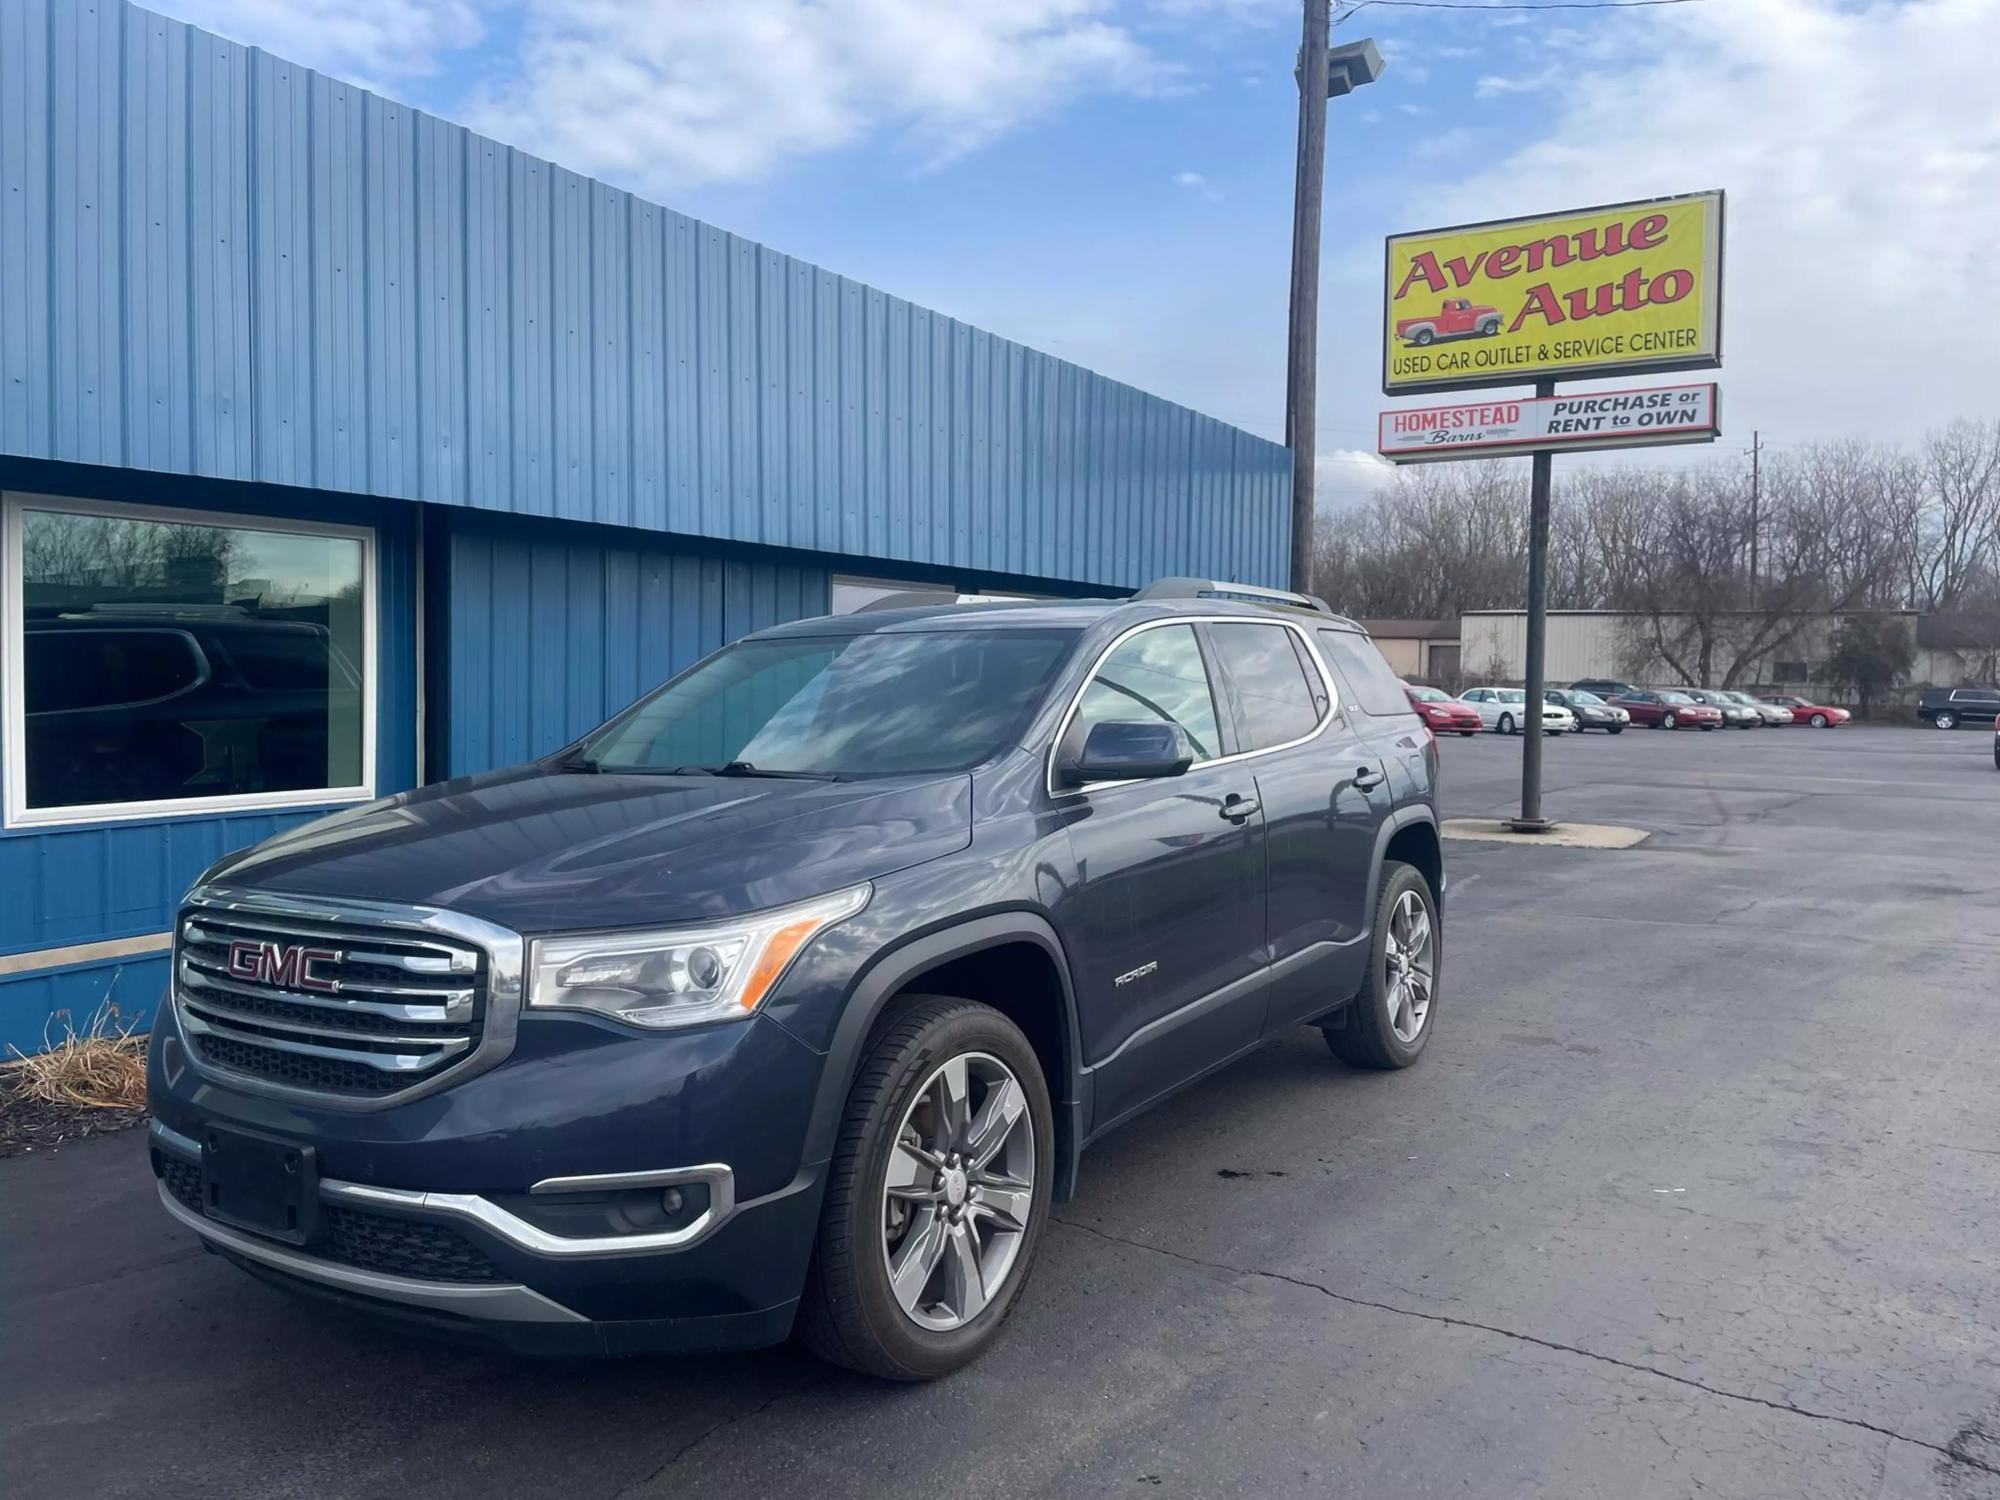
[1377,382,1719,463]
[1382,191,1724,394]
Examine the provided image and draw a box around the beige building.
[1355,620,1461,683]
[1457,608,1992,691]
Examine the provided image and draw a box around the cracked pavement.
[3,725,1998,1498]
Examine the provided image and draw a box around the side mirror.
[1057,720,1194,787]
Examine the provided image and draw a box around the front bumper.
[149,990,834,1354]
[150,1117,822,1354]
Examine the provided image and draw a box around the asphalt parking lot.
[4,724,1998,1499]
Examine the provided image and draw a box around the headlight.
[528,884,870,1029]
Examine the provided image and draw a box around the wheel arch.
[1370,807,1444,917]
[802,912,1088,1202]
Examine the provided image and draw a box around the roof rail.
[1133,577,1334,616]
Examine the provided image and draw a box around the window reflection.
[18,507,367,812]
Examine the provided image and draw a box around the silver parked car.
[1685,688,1762,728]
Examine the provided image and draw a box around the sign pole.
[1509,376,1557,833]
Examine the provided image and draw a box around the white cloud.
[1405,0,2000,443]
[153,0,482,81]
[463,0,1166,193]
[1317,450,1398,510]
[1174,170,1206,187]
[1473,70,1556,99]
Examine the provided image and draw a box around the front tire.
[1809,712,1828,727]
[1663,711,1678,729]
[1497,712,1515,735]
[1325,862,1439,1070]
[1933,711,1956,730]
[799,996,1052,1381]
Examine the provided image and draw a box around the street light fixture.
[1286,6,1384,594]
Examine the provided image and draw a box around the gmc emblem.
[227,940,341,993]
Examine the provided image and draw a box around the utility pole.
[1746,429,1761,606]
[1285,0,1331,596]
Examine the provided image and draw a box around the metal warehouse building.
[0,0,1292,1054]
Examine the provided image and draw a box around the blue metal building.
[0,0,1292,1053]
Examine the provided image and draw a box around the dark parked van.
[148,580,1443,1379]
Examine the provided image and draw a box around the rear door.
[1204,620,1386,1036]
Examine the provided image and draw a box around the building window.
[830,575,952,614]
[3,494,375,827]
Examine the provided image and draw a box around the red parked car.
[1405,683,1482,736]
[1613,689,1723,730]
[1758,694,1850,727]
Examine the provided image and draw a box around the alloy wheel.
[881,1052,1035,1333]
[1384,888,1435,1044]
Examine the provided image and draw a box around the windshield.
[1570,690,1605,706]
[577,629,1077,776]
[1661,691,1694,704]
[1407,685,1449,702]
[1497,689,1525,704]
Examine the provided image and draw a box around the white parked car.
[1459,686,1573,736]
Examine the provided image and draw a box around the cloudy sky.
[158,0,1998,508]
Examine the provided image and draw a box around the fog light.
[661,1187,685,1215]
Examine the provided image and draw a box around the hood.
[206,766,974,933]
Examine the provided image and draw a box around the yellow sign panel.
[1382,191,1723,394]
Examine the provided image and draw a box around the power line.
[1337,0,1707,20]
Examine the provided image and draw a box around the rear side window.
[1317,629,1415,719]
[1208,622,1323,752]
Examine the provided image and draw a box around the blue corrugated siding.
[443,513,831,777]
[0,953,167,1057]
[2,0,1292,590]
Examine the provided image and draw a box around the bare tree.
[1914,417,2000,610]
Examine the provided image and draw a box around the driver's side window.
[1070,624,1221,763]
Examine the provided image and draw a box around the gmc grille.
[175,909,486,1099]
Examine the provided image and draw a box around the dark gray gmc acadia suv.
[147,579,1445,1380]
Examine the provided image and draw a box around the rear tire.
[798,995,1053,1381]
[1325,862,1439,1071]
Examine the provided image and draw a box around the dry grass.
[2,1002,148,1112]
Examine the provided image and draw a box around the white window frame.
[2,491,378,829]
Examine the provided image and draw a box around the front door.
[1054,622,1268,1129]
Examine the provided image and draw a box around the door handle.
[1352,766,1386,792]
[1219,792,1260,822]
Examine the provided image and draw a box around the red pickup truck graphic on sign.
[1396,297,1502,347]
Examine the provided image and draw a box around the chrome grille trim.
[179,1009,474,1072]
[174,885,526,1111]
[183,920,477,974]
[177,954,475,1019]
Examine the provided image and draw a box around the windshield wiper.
[708,761,842,781]
[553,754,601,774]
[655,761,843,781]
